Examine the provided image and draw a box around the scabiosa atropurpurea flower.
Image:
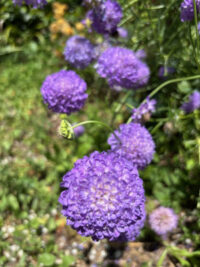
[108,123,155,170]
[13,0,47,8]
[87,0,123,34]
[96,47,150,90]
[59,151,146,241]
[181,90,200,113]
[64,36,96,69]
[180,0,200,22]
[132,97,157,123]
[149,207,178,236]
[41,70,88,114]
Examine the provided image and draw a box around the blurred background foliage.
[0,0,200,266]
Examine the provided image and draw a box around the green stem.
[72,120,121,144]
[193,0,200,60]
[123,0,138,11]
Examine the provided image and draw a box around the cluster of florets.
[40,70,88,114]
[149,207,178,236]
[96,47,150,90]
[132,97,157,123]
[13,0,47,7]
[181,90,200,113]
[64,36,96,69]
[180,0,200,22]
[59,151,146,241]
[87,0,123,34]
[108,123,155,170]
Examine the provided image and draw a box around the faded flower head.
[96,47,150,90]
[13,0,47,7]
[181,90,200,113]
[108,123,155,170]
[59,151,146,242]
[132,97,157,123]
[41,70,88,114]
[87,0,123,34]
[180,0,200,22]
[149,207,178,236]
[64,35,95,69]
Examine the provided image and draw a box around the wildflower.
[132,97,157,123]
[87,0,122,34]
[53,2,68,19]
[59,151,146,241]
[41,70,88,114]
[181,90,200,113]
[64,35,95,69]
[13,0,47,8]
[180,0,200,22]
[108,123,155,170]
[149,207,178,236]
[96,47,150,90]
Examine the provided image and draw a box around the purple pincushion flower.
[149,207,178,236]
[132,97,157,123]
[59,151,146,242]
[96,47,150,90]
[108,123,155,170]
[13,0,47,7]
[41,70,88,114]
[64,36,95,69]
[181,90,200,113]
[73,125,85,138]
[87,0,123,34]
[180,0,200,22]
[158,66,175,79]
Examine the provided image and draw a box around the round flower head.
[180,0,200,22]
[59,151,146,242]
[97,47,150,90]
[87,0,123,34]
[64,36,95,69]
[41,70,88,114]
[13,0,47,7]
[108,123,155,170]
[149,207,178,236]
[181,90,200,113]
[132,97,157,123]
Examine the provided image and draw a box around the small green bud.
[58,120,74,140]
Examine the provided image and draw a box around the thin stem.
[72,120,121,144]
[123,0,138,11]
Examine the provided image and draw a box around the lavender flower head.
[87,0,123,34]
[73,125,85,138]
[158,66,175,79]
[13,0,47,7]
[97,47,150,90]
[41,70,88,114]
[181,90,200,113]
[108,123,155,170]
[180,0,200,22]
[117,27,128,38]
[132,97,157,123]
[149,207,178,236]
[59,151,146,241]
[64,36,95,69]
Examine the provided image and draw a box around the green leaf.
[38,253,56,266]
[60,255,75,267]
[8,195,19,211]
